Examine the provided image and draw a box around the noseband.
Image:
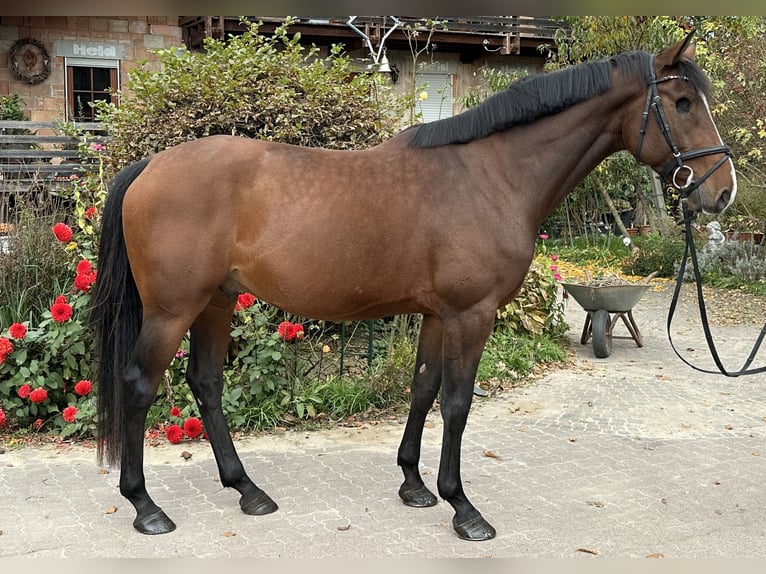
[634,55,731,199]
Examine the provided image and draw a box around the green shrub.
[94,18,404,173]
[621,233,688,278]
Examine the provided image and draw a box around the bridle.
[635,55,766,377]
[634,54,731,199]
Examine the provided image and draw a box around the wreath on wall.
[9,38,51,84]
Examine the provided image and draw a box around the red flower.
[183,417,203,439]
[52,222,73,243]
[235,292,256,311]
[17,384,31,399]
[0,408,6,427]
[165,424,183,444]
[84,206,98,220]
[278,321,304,342]
[50,298,73,323]
[62,406,78,423]
[74,271,97,293]
[76,259,93,275]
[0,337,12,363]
[74,379,92,396]
[29,387,48,403]
[33,418,44,430]
[8,323,27,340]
[169,406,182,418]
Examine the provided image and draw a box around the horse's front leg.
[397,314,443,507]
[438,306,497,541]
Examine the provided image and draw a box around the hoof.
[453,513,496,541]
[241,491,279,516]
[398,484,438,508]
[133,509,176,535]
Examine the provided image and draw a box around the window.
[415,73,454,123]
[65,58,119,121]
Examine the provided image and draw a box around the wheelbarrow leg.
[580,312,593,345]
[622,310,644,347]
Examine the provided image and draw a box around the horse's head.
[625,32,736,214]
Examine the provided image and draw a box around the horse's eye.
[676,97,691,114]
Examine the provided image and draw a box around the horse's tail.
[90,157,151,468]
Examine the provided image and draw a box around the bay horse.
[90,33,736,541]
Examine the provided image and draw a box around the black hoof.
[241,491,279,516]
[453,513,496,541]
[399,484,438,508]
[133,509,176,535]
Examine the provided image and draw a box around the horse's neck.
[493,85,635,220]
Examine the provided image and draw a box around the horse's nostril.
[718,188,732,211]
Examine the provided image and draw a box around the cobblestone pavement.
[2,283,766,558]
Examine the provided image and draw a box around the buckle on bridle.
[672,165,694,190]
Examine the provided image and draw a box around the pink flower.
[74,380,92,396]
[538,233,549,240]
[8,323,27,340]
[165,424,183,444]
[29,387,48,403]
[17,384,31,399]
[554,273,563,281]
[33,418,44,430]
[0,408,6,427]
[182,417,203,439]
[84,206,98,220]
[52,222,73,243]
[92,143,106,152]
[62,406,78,423]
[169,406,182,418]
[550,254,559,261]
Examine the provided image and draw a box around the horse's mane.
[406,50,711,148]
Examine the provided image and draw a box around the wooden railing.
[0,120,108,224]
[0,120,107,193]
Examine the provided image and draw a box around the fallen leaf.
[104,506,118,515]
[753,451,761,457]
[681,423,692,429]
[576,547,598,555]
[568,437,577,443]
[181,451,192,460]
[646,553,664,559]
[725,424,734,430]
[712,480,721,485]
[98,468,110,475]
[483,450,501,459]
[337,524,351,531]
[221,531,237,537]
[586,500,604,508]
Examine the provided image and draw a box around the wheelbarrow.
[561,282,651,358]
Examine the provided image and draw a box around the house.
[1,16,561,123]
[181,16,562,122]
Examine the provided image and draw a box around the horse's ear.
[657,29,696,68]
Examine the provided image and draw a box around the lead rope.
[666,202,766,376]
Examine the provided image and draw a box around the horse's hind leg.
[186,294,278,516]
[119,316,189,534]
[397,314,443,507]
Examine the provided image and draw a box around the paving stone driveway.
[2,283,766,558]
